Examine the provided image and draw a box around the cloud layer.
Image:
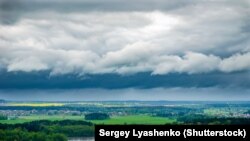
[0,0,250,75]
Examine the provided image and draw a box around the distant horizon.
[0,88,249,101]
[1,99,250,102]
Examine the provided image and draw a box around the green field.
[0,119,34,124]
[90,115,176,125]
[0,115,83,124]
[0,115,175,125]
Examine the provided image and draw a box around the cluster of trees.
[0,120,94,141]
[0,114,7,120]
[244,110,250,114]
[45,125,94,137]
[85,113,110,120]
[177,114,250,125]
[0,129,67,141]
[155,112,186,117]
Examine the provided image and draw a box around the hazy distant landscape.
[0,100,250,140]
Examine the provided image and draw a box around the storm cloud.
[0,0,250,76]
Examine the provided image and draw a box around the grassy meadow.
[0,114,175,125]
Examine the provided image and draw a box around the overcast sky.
[0,0,250,101]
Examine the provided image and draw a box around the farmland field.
[89,115,175,125]
[0,115,175,125]
[0,115,82,124]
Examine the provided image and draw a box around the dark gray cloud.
[0,0,192,25]
[1,0,249,23]
[0,0,195,12]
[0,0,22,24]
[0,71,250,89]
[0,0,250,75]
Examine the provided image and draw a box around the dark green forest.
[0,120,94,141]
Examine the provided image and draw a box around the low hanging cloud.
[0,0,250,75]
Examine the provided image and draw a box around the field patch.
[89,115,176,125]
[0,115,175,125]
